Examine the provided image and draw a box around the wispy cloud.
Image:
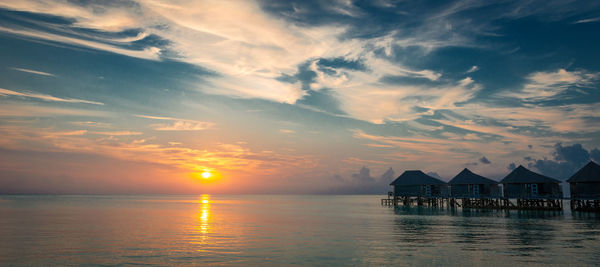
[0,26,161,61]
[0,0,473,122]
[0,88,104,105]
[501,69,599,101]
[10,67,55,77]
[71,121,112,128]
[335,75,481,123]
[364,143,394,148]
[135,114,214,131]
[90,131,143,136]
[279,129,295,134]
[49,130,88,136]
[573,17,600,24]
[465,65,479,73]
[134,115,180,121]
[0,103,109,117]
[151,121,213,131]
[352,129,467,156]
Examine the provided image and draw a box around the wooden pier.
[381,194,563,211]
[570,199,600,212]
[382,196,452,207]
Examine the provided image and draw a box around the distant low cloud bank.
[327,166,395,194]
[509,143,600,179]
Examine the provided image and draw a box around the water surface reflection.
[196,194,212,236]
[1,195,600,266]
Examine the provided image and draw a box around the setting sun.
[189,170,220,182]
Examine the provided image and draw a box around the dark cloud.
[508,163,517,170]
[528,159,568,179]
[529,143,599,179]
[554,143,589,164]
[479,156,491,164]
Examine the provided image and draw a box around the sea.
[1,194,599,266]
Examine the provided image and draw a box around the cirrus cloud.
[135,114,214,131]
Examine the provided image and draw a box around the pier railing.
[381,195,567,211]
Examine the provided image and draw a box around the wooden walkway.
[381,195,564,211]
[570,199,600,212]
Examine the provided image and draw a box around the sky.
[1,0,600,194]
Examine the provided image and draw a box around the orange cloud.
[0,124,317,185]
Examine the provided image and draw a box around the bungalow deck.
[570,199,600,212]
[381,194,564,211]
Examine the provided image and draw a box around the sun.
[189,169,219,182]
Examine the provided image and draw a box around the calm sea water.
[1,195,599,266]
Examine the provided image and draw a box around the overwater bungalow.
[567,161,600,199]
[500,165,562,199]
[567,161,600,211]
[448,168,500,198]
[389,170,448,197]
[382,166,563,210]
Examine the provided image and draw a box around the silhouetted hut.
[390,170,448,197]
[567,161,600,199]
[448,168,500,198]
[500,165,562,198]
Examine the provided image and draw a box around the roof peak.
[567,161,600,182]
[390,170,445,186]
[449,168,497,184]
[501,165,560,183]
[585,161,599,167]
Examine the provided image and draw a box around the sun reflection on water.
[197,194,211,236]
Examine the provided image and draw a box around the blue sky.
[1,0,600,193]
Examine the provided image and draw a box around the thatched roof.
[567,161,600,183]
[500,165,560,184]
[448,168,498,185]
[390,170,446,186]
